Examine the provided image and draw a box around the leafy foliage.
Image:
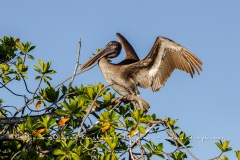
[0,36,35,84]
[0,36,238,160]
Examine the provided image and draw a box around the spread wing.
[116,33,140,65]
[124,36,203,92]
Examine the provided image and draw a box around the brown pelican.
[81,33,202,110]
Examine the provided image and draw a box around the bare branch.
[68,38,81,88]
[119,122,162,158]
[0,82,28,99]
[0,134,28,141]
[54,63,97,89]
[0,112,60,124]
[20,73,34,94]
[75,84,113,142]
[129,138,135,160]
[165,121,200,160]
[11,150,21,160]
[137,132,145,160]
[208,151,224,160]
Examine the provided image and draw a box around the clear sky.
[1,1,240,159]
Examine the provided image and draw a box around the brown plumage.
[81,33,202,110]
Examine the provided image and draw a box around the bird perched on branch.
[81,33,202,110]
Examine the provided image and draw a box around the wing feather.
[124,36,203,92]
[116,33,140,65]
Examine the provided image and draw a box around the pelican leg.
[125,94,150,111]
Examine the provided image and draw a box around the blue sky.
[1,1,240,159]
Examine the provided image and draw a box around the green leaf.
[111,152,118,160]
[53,149,66,155]
[171,151,187,160]
[222,140,229,150]
[26,116,33,129]
[61,102,70,111]
[110,143,116,150]
[20,151,27,159]
[124,119,135,128]
[235,150,240,159]
[103,93,111,101]
[222,140,232,152]
[132,110,140,122]
[105,154,111,160]
[150,140,155,148]
[138,125,146,134]
[215,141,223,150]
[27,54,35,60]
[119,105,129,115]
[3,76,11,84]
[71,152,80,160]
[224,147,232,152]
[153,150,164,158]
[38,59,44,69]
[16,42,24,52]
[151,113,156,120]
[56,156,65,160]
[85,137,90,147]
[221,155,228,160]
[156,143,163,150]
[56,139,68,148]
[87,87,94,99]
[67,140,74,148]
[3,63,9,71]
[98,144,108,150]
[55,109,69,116]
[17,57,23,63]
[34,65,41,73]
[142,143,152,151]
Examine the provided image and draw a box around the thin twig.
[20,73,34,94]
[32,75,43,100]
[0,82,27,98]
[208,151,223,160]
[137,132,145,160]
[119,122,161,158]
[109,97,123,113]
[0,77,15,88]
[68,39,81,88]
[54,63,97,89]
[11,150,21,160]
[165,127,180,152]
[0,113,60,124]
[13,76,43,117]
[75,84,113,142]
[129,137,135,160]
[165,121,200,160]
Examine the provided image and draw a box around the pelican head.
[81,41,122,70]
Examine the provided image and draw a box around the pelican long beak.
[80,46,114,71]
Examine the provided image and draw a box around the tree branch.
[165,121,200,160]
[119,121,162,159]
[75,84,113,142]
[68,38,81,88]
[208,151,224,160]
[0,134,28,141]
[0,112,61,124]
